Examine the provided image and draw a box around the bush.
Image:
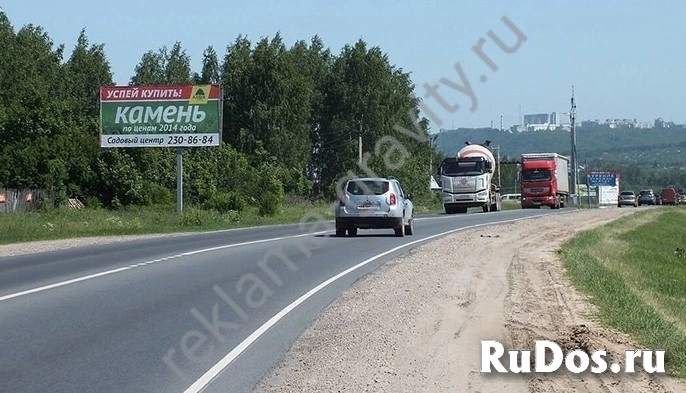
[276,167,312,196]
[181,209,204,227]
[83,195,103,209]
[140,181,174,206]
[258,168,285,216]
[205,191,247,213]
[259,192,281,216]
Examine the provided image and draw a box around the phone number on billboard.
[102,134,220,147]
[166,134,216,145]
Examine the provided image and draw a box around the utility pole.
[429,134,439,175]
[570,85,578,203]
[357,117,364,165]
[496,145,501,189]
[500,115,503,131]
[358,127,362,165]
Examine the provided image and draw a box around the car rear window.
[347,180,389,195]
[620,191,634,196]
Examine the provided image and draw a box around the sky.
[3,1,685,131]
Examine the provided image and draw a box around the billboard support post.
[586,158,591,208]
[176,147,183,214]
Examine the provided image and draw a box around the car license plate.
[357,201,376,210]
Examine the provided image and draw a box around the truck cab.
[438,145,501,214]
[520,153,570,209]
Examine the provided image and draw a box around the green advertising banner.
[99,84,222,147]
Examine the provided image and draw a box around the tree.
[165,41,192,84]
[64,28,113,123]
[130,49,165,85]
[194,46,220,84]
[220,35,256,153]
[316,39,430,199]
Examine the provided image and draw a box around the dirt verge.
[255,208,686,392]
[0,233,194,257]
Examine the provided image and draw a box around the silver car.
[335,177,414,237]
[618,190,638,207]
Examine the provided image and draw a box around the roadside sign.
[99,85,222,148]
[587,171,617,187]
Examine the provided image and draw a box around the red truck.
[520,153,570,209]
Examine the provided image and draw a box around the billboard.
[599,184,620,204]
[100,85,221,147]
[576,184,597,197]
[587,171,617,187]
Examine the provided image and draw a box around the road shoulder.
[254,208,686,392]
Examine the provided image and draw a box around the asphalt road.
[0,208,572,393]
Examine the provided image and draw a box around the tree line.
[0,12,439,214]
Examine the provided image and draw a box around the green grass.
[561,206,686,378]
[0,195,448,245]
[0,200,336,245]
[501,200,521,210]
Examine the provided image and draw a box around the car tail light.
[389,193,397,206]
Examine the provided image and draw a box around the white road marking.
[413,209,525,221]
[0,267,132,302]
[0,230,329,302]
[183,214,564,392]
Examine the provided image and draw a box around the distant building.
[522,112,568,131]
[603,118,639,128]
[523,113,551,126]
[655,118,674,128]
[507,113,663,132]
[580,118,654,129]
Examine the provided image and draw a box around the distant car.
[637,189,656,206]
[500,193,521,202]
[655,194,663,205]
[678,190,686,204]
[618,191,638,207]
[335,177,414,237]
[661,188,679,205]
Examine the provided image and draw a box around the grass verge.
[561,206,686,378]
[0,200,334,245]
[0,196,448,245]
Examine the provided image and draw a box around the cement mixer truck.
[438,140,501,214]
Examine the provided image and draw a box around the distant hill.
[434,126,686,167]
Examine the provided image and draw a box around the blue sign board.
[587,172,617,187]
